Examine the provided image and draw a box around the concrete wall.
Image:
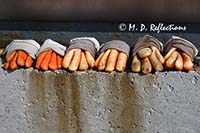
[0,67,200,133]
[0,31,200,132]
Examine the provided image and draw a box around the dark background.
[0,0,199,22]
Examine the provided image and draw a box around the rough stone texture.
[129,72,200,133]
[0,66,200,133]
[0,31,200,132]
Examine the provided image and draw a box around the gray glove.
[5,39,40,59]
[36,39,66,57]
[68,37,100,57]
[131,35,163,57]
[164,36,198,61]
[99,40,130,57]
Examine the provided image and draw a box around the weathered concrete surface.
[0,68,139,132]
[0,65,200,133]
[129,72,200,133]
[0,29,200,133]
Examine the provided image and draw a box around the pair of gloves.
[94,40,129,72]
[131,35,198,74]
[4,39,66,71]
[4,38,130,72]
[4,40,40,70]
[35,39,66,71]
[62,38,130,72]
[62,37,99,71]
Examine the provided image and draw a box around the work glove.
[4,40,40,70]
[95,40,130,72]
[62,37,100,71]
[35,39,66,71]
[164,36,198,71]
[131,35,164,74]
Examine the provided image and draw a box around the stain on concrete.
[73,72,142,132]
[26,71,142,132]
[1,68,200,132]
[53,73,68,132]
[106,73,142,133]
[27,71,82,132]
[28,70,46,131]
[53,72,81,133]
[70,74,81,133]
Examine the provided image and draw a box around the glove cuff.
[6,39,40,59]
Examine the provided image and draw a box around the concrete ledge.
[0,68,200,132]
[129,71,200,132]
